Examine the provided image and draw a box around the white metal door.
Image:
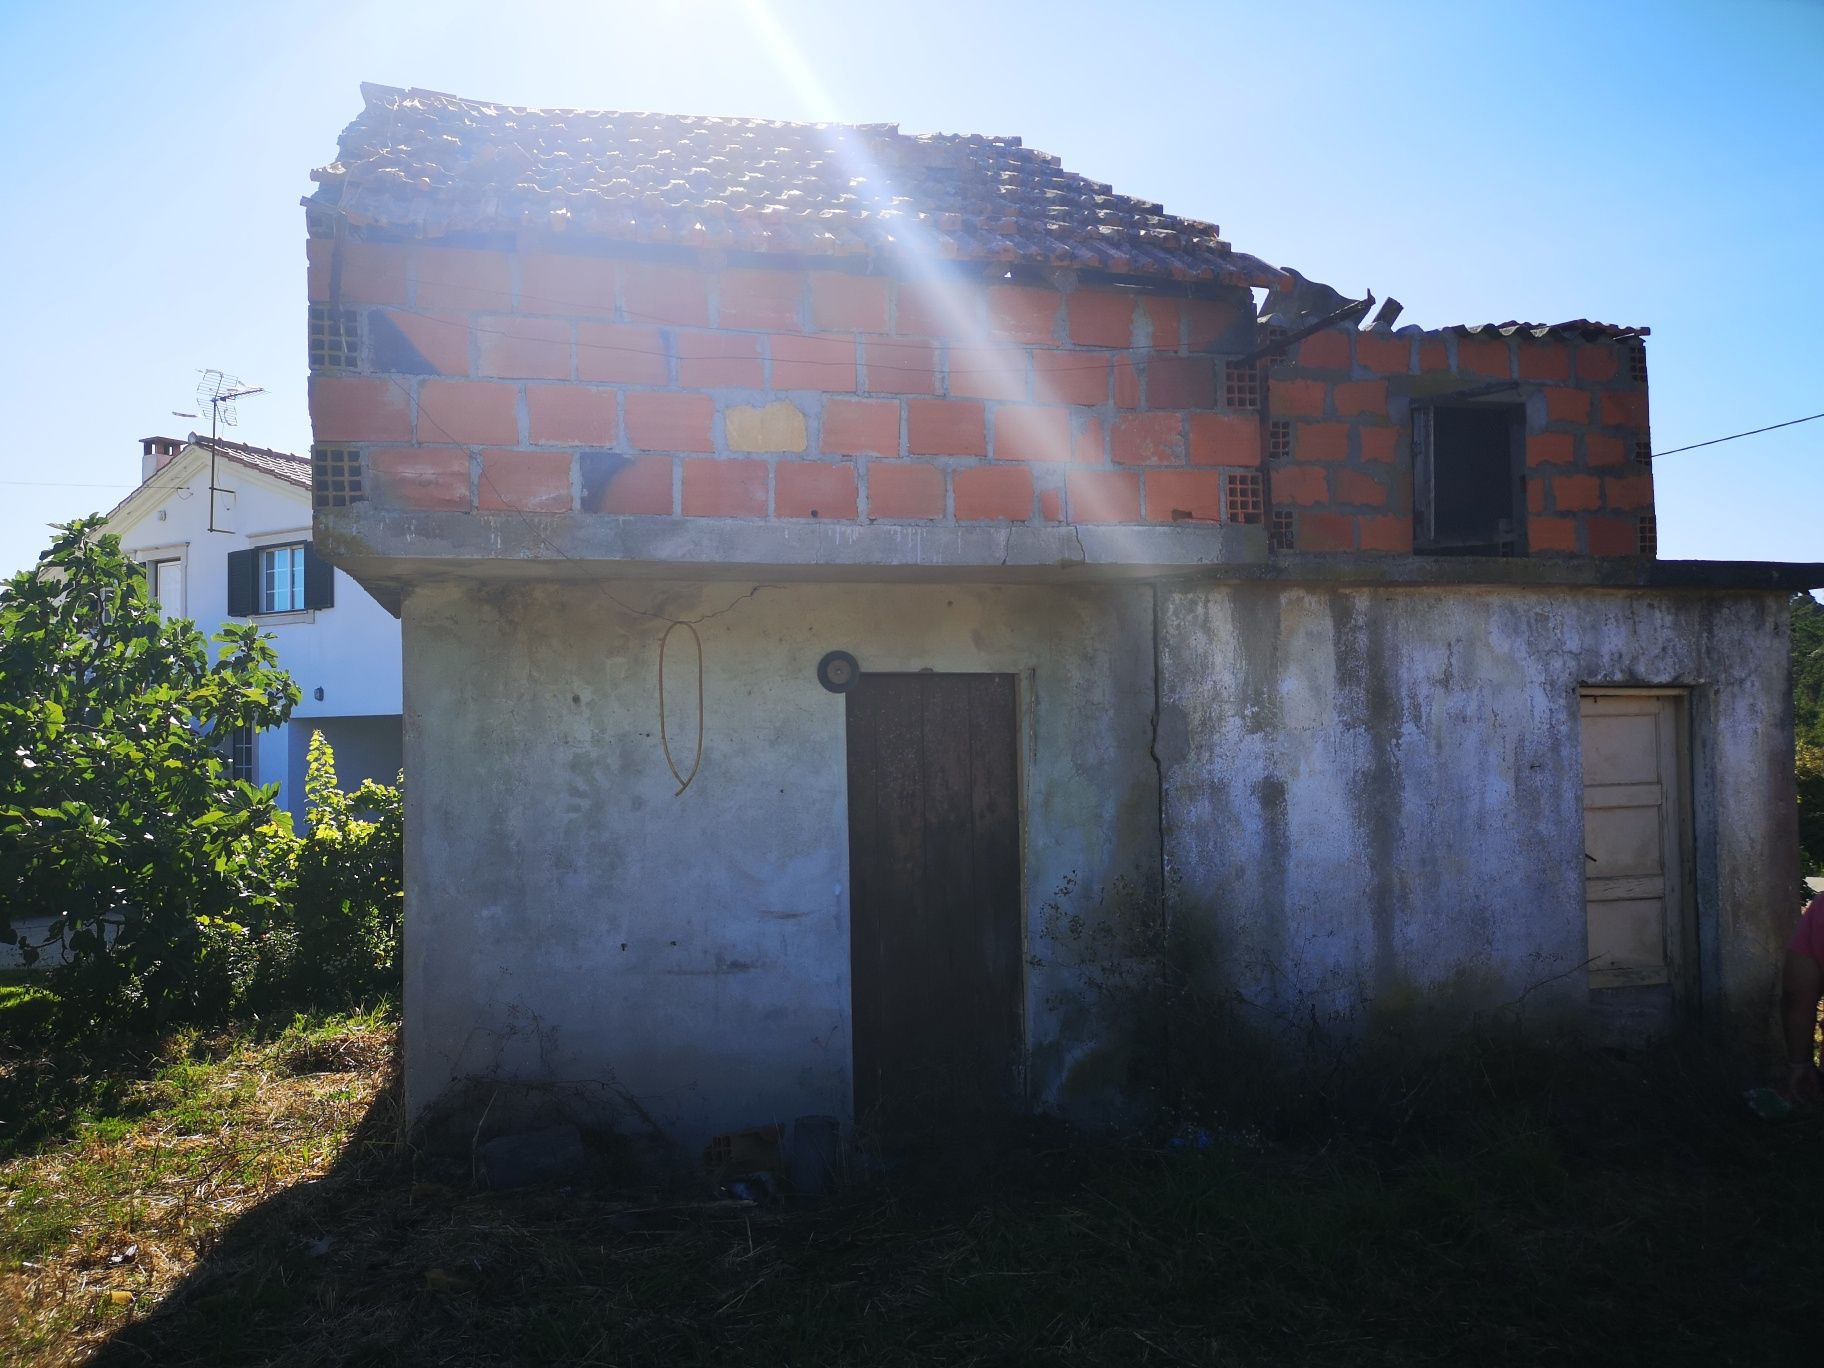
[1578,691,1691,990]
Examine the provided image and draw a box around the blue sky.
[0,0,1818,577]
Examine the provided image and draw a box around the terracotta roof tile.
[1433,320,1649,341]
[189,437,310,489]
[307,84,1291,290]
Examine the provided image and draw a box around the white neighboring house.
[106,435,402,821]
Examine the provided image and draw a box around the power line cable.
[1,445,308,514]
[1652,412,1824,459]
[363,363,1824,790]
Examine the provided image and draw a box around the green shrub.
[1793,592,1824,751]
[0,520,402,1031]
[1795,594,1824,880]
[0,518,298,1028]
[1799,741,1824,879]
[248,732,403,1011]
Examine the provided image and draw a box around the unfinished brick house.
[307,85,1820,1146]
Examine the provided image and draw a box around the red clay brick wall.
[307,238,1270,530]
[1264,324,1654,557]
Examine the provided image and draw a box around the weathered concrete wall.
[1159,585,1797,1044]
[400,579,1160,1150]
[400,573,1797,1147]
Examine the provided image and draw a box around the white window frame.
[258,542,308,616]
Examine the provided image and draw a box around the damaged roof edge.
[1256,272,1647,342]
[1430,319,1649,341]
[304,84,1295,291]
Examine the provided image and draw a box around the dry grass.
[3,1003,1822,1368]
[0,1009,394,1366]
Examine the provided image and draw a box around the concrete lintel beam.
[315,509,1269,611]
[314,508,1824,616]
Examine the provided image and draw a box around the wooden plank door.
[845,673,1022,1137]
[1578,691,1692,994]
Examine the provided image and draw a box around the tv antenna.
[195,369,264,533]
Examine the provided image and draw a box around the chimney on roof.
[140,436,184,482]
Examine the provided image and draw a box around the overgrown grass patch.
[2,1022,1821,1367]
[0,1010,393,1365]
[0,968,53,1029]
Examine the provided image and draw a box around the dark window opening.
[1414,402,1526,556]
[227,726,255,785]
[1269,509,1295,551]
[1634,438,1653,466]
[1267,419,1292,461]
[1638,514,1658,557]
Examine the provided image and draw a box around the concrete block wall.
[1265,323,1655,557]
[305,236,1272,534]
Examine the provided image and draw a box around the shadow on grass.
[81,1035,1824,1368]
[0,985,370,1166]
[0,984,170,1165]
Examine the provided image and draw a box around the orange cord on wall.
[657,619,704,796]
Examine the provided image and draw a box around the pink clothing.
[1789,895,1824,963]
